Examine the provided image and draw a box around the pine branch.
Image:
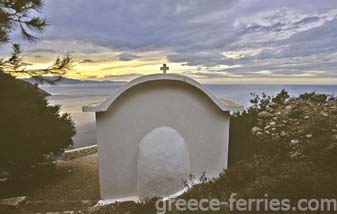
[1,44,74,84]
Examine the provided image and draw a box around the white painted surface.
[83,74,243,112]
[92,77,231,200]
[137,126,190,199]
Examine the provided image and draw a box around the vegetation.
[0,0,73,83]
[0,72,75,181]
[0,0,75,183]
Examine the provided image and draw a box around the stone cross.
[160,64,169,74]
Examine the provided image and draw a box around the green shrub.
[0,72,75,179]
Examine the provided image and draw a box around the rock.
[256,132,263,137]
[269,121,276,126]
[306,133,312,138]
[332,129,337,133]
[251,126,262,135]
[0,196,27,208]
[280,131,287,137]
[264,125,270,130]
[81,200,93,206]
[285,105,292,110]
[265,131,270,135]
[321,112,329,117]
[304,116,310,119]
[272,117,278,121]
[258,111,273,119]
[291,139,299,145]
[290,151,301,159]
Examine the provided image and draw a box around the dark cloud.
[117,52,140,61]
[32,0,337,79]
[81,59,95,63]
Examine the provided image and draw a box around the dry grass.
[0,154,101,213]
[29,154,100,201]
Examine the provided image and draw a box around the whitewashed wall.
[96,80,230,199]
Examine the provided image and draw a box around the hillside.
[22,77,126,85]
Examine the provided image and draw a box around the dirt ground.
[0,154,101,213]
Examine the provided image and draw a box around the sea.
[41,84,337,148]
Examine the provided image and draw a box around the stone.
[137,127,190,199]
[290,151,301,159]
[256,132,263,137]
[0,196,27,208]
[304,116,310,119]
[306,133,312,138]
[321,112,329,117]
[332,129,337,133]
[280,131,287,137]
[251,126,262,135]
[269,121,276,126]
[258,111,273,119]
[291,139,299,145]
[272,117,278,121]
[264,125,270,130]
[285,105,292,110]
[81,200,95,206]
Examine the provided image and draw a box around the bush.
[0,72,75,179]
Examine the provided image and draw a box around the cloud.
[26,48,56,53]
[18,0,337,81]
[81,58,95,63]
[117,52,140,61]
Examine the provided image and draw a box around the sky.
[3,0,337,84]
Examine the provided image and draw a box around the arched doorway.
[137,126,190,199]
